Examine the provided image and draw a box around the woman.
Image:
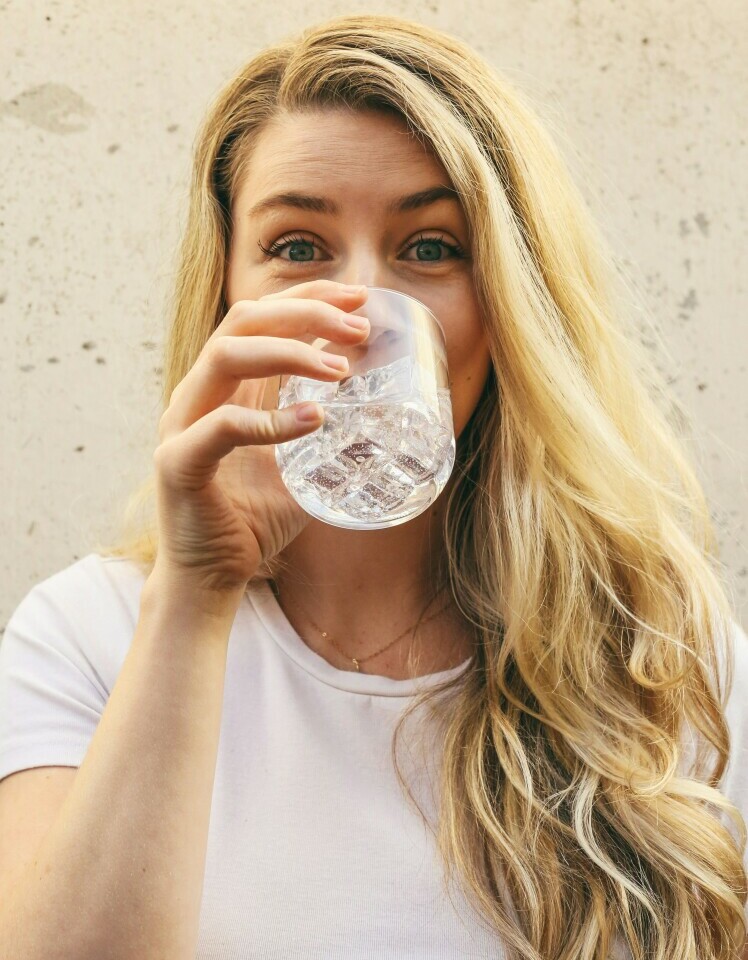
[0,13,745,960]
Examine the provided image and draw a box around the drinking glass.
[274,286,455,530]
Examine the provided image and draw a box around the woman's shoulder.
[13,552,149,624]
[0,553,151,783]
[710,617,748,824]
[1,553,150,695]
[724,616,748,701]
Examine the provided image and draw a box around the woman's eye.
[258,234,324,262]
[257,232,465,264]
[402,234,465,262]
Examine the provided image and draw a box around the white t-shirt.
[0,552,746,959]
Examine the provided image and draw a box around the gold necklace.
[284,586,453,673]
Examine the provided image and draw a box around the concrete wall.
[2,1,746,629]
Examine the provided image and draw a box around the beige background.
[2,1,746,631]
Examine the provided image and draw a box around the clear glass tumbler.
[274,286,455,530]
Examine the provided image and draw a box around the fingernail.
[321,352,349,371]
[343,315,369,330]
[296,403,322,422]
[343,284,367,294]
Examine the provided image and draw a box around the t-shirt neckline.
[247,577,472,698]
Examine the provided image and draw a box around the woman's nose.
[333,252,389,291]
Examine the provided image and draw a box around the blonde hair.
[96,14,746,958]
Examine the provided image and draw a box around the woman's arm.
[0,566,245,960]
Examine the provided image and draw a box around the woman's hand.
[151,279,369,595]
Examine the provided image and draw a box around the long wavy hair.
[96,14,746,959]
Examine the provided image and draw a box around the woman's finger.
[154,401,323,490]
[161,336,348,438]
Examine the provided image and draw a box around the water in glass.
[275,354,455,529]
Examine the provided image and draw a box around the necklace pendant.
[352,658,360,672]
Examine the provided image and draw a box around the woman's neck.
[270,499,474,678]
[271,573,474,678]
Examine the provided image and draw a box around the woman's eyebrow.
[246,185,460,218]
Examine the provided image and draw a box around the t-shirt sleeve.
[0,555,138,783]
[719,618,748,872]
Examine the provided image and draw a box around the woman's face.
[225,107,491,438]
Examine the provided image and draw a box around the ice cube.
[361,404,404,453]
[393,452,434,482]
[280,374,338,407]
[304,461,347,491]
[335,438,384,472]
[337,373,367,400]
[359,477,409,511]
[365,355,413,402]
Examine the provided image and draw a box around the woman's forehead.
[237,110,450,208]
